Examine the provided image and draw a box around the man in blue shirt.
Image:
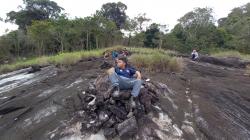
[107,56,142,107]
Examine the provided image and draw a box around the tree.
[169,7,225,52]
[178,7,215,39]
[130,32,145,47]
[27,20,52,56]
[100,2,127,30]
[6,0,64,30]
[144,23,161,48]
[50,16,71,52]
[218,3,250,53]
[134,13,151,32]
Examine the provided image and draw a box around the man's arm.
[135,71,142,80]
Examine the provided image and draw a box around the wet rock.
[103,128,117,138]
[139,88,153,112]
[112,90,131,100]
[28,65,41,73]
[133,100,146,118]
[87,57,97,61]
[74,75,171,139]
[84,95,95,103]
[116,116,138,137]
[108,98,116,105]
[0,106,25,115]
[0,96,16,105]
[64,97,76,113]
[199,55,250,68]
[81,112,103,133]
[95,95,105,106]
[98,111,109,123]
[108,105,127,120]
[100,61,113,69]
[103,115,117,128]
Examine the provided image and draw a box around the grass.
[211,50,250,61]
[129,50,183,72]
[109,45,182,72]
[127,47,176,56]
[0,50,104,74]
[0,45,183,74]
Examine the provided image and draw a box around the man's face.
[117,59,126,68]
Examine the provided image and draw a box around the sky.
[0,0,250,35]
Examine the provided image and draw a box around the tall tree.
[6,0,64,30]
[218,3,250,53]
[50,16,70,52]
[170,7,224,52]
[134,13,151,32]
[27,20,52,56]
[144,23,161,48]
[100,2,127,30]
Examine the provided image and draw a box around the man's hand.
[135,71,142,80]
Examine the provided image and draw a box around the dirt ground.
[0,56,250,140]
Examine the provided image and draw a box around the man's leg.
[127,79,142,109]
[107,67,119,87]
[192,54,195,61]
[105,68,120,99]
[130,79,142,97]
[117,77,142,97]
[107,68,134,89]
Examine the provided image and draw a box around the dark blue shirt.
[115,66,137,78]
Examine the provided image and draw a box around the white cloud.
[0,0,249,35]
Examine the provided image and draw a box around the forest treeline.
[0,0,250,63]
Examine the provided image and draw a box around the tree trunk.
[61,39,64,53]
[41,41,44,56]
[128,34,131,46]
[87,31,89,50]
[96,36,98,49]
[80,39,84,50]
[17,38,20,57]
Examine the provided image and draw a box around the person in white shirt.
[191,50,199,61]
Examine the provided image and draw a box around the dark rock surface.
[0,56,250,140]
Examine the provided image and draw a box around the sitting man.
[106,56,142,107]
[191,49,199,61]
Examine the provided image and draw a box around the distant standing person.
[191,50,199,61]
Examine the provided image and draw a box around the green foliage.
[99,2,127,29]
[27,20,53,56]
[18,15,121,58]
[132,13,151,32]
[6,0,64,30]
[129,32,145,47]
[0,49,104,73]
[218,3,250,53]
[144,23,161,48]
[165,7,230,53]
[2,1,250,65]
